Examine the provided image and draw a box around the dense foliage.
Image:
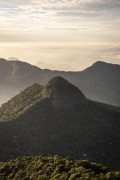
[0,155,120,180]
[0,84,43,121]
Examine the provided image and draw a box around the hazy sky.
[0,0,120,70]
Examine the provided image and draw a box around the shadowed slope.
[0,83,43,121]
[0,77,120,170]
[42,77,87,109]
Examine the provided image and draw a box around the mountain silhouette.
[0,58,120,106]
[0,77,120,170]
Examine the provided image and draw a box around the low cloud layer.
[0,43,120,71]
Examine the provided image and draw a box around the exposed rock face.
[42,76,87,109]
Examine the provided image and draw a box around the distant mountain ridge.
[0,77,120,170]
[0,58,120,106]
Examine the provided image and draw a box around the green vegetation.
[0,155,120,180]
[0,84,43,121]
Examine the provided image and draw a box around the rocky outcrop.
[42,76,87,109]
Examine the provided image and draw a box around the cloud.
[36,61,76,71]
[1,0,120,18]
[0,0,120,47]
[0,0,120,70]
[0,41,120,71]
[0,0,31,6]
[39,0,120,15]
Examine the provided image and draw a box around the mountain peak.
[42,76,87,109]
[0,58,7,63]
[83,61,120,77]
[92,61,112,67]
[92,61,120,68]
[93,61,107,65]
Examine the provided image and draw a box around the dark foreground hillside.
[0,155,120,180]
[0,77,120,170]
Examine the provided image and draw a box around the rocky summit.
[42,76,87,109]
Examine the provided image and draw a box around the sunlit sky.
[0,0,120,70]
